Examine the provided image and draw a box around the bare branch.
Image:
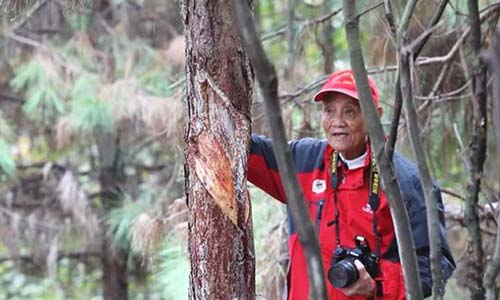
[400,47,444,299]
[388,0,449,160]
[284,0,295,79]
[398,0,419,38]
[0,251,101,264]
[342,1,423,299]
[261,8,342,42]
[482,28,500,300]
[383,0,397,38]
[231,1,328,299]
[464,0,488,298]
[411,0,450,57]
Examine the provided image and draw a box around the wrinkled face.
[321,93,367,160]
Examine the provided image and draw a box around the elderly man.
[248,70,455,299]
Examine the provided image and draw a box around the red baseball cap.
[313,69,379,106]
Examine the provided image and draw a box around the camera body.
[328,236,379,288]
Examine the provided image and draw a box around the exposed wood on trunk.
[183,0,255,299]
[342,1,423,299]
[465,1,488,299]
[231,1,327,299]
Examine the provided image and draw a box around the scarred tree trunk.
[183,1,255,299]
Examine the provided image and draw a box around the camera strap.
[330,149,382,259]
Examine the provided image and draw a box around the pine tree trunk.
[97,132,128,300]
[102,236,128,300]
[183,1,255,299]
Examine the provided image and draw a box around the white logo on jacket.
[312,179,326,194]
[362,203,373,214]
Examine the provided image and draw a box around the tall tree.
[97,131,129,300]
[183,0,255,299]
[343,0,423,299]
[483,29,500,300]
[317,0,335,74]
[465,1,488,299]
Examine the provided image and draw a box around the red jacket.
[248,135,455,300]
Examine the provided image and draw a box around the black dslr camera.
[328,236,379,288]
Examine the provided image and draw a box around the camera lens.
[328,260,359,288]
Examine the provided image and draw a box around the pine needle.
[131,213,165,257]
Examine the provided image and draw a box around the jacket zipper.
[315,199,325,233]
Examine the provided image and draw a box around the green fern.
[10,60,65,119]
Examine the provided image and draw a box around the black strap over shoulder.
[330,150,382,258]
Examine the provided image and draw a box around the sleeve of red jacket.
[248,134,287,203]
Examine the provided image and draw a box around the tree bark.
[465,1,487,299]
[183,1,255,299]
[318,0,335,74]
[342,1,423,299]
[483,29,500,300]
[231,1,328,299]
[399,50,443,299]
[386,0,449,160]
[97,131,128,300]
[284,0,295,79]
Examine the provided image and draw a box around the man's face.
[321,93,367,160]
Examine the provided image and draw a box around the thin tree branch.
[387,0,449,160]
[386,73,402,160]
[261,8,342,42]
[482,28,500,300]
[231,2,328,300]
[0,93,24,103]
[384,0,397,38]
[400,47,444,299]
[284,0,295,79]
[342,1,423,299]
[356,1,384,19]
[0,251,101,264]
[411,0,450,56]
[465,0,488,299]
[398,0,419,38]
[440,188,466,201]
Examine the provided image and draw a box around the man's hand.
[340,260,376,297]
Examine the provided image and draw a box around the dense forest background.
[0,0,498,299]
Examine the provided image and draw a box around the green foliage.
[10,59,65,120]
[106,197,147,251]
[0,138,16,178]
[152,238,189,300]
[0,112,15,178]
[68,74,115,132]
[0,258,102,300]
